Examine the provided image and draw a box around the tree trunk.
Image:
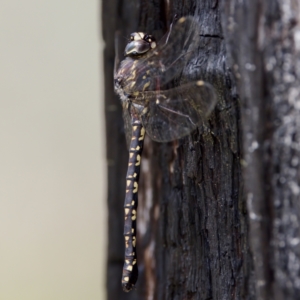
[103,0,300,299]
[221,1,300,299]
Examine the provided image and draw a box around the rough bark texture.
[222,1,300,299]
[103,0,300,299]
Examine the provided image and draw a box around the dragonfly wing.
[136,81,217,142]
[122,102,133,149]
[119,16,201,94]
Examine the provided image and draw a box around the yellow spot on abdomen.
[132,209,137,220]
[135,155,141,166]
[139,127,145,140]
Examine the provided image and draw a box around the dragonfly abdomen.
[122,118,145,292]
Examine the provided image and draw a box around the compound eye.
[130,35,134,41]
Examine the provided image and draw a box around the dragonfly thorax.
[124,32,156,57]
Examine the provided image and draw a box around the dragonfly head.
[124,32,156,57]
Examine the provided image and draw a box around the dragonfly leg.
[165,14,179,45]
[114,31,122,77]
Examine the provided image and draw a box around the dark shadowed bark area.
[102,0,300,299]
[221,1,300,299]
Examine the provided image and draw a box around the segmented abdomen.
[122,117,145,292]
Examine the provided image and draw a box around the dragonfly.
[114,16,217,292]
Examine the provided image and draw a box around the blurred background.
[0,1,106,299]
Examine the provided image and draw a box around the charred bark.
[103,0,300,299]
[222,1,300,299]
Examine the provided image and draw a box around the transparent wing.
[133,81,216,142]
[123,109,132,149]
[118,16,200,93]
[122,102,133,149]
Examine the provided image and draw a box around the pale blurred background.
[0,1,106,299]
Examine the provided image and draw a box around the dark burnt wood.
[102,0,300,299]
